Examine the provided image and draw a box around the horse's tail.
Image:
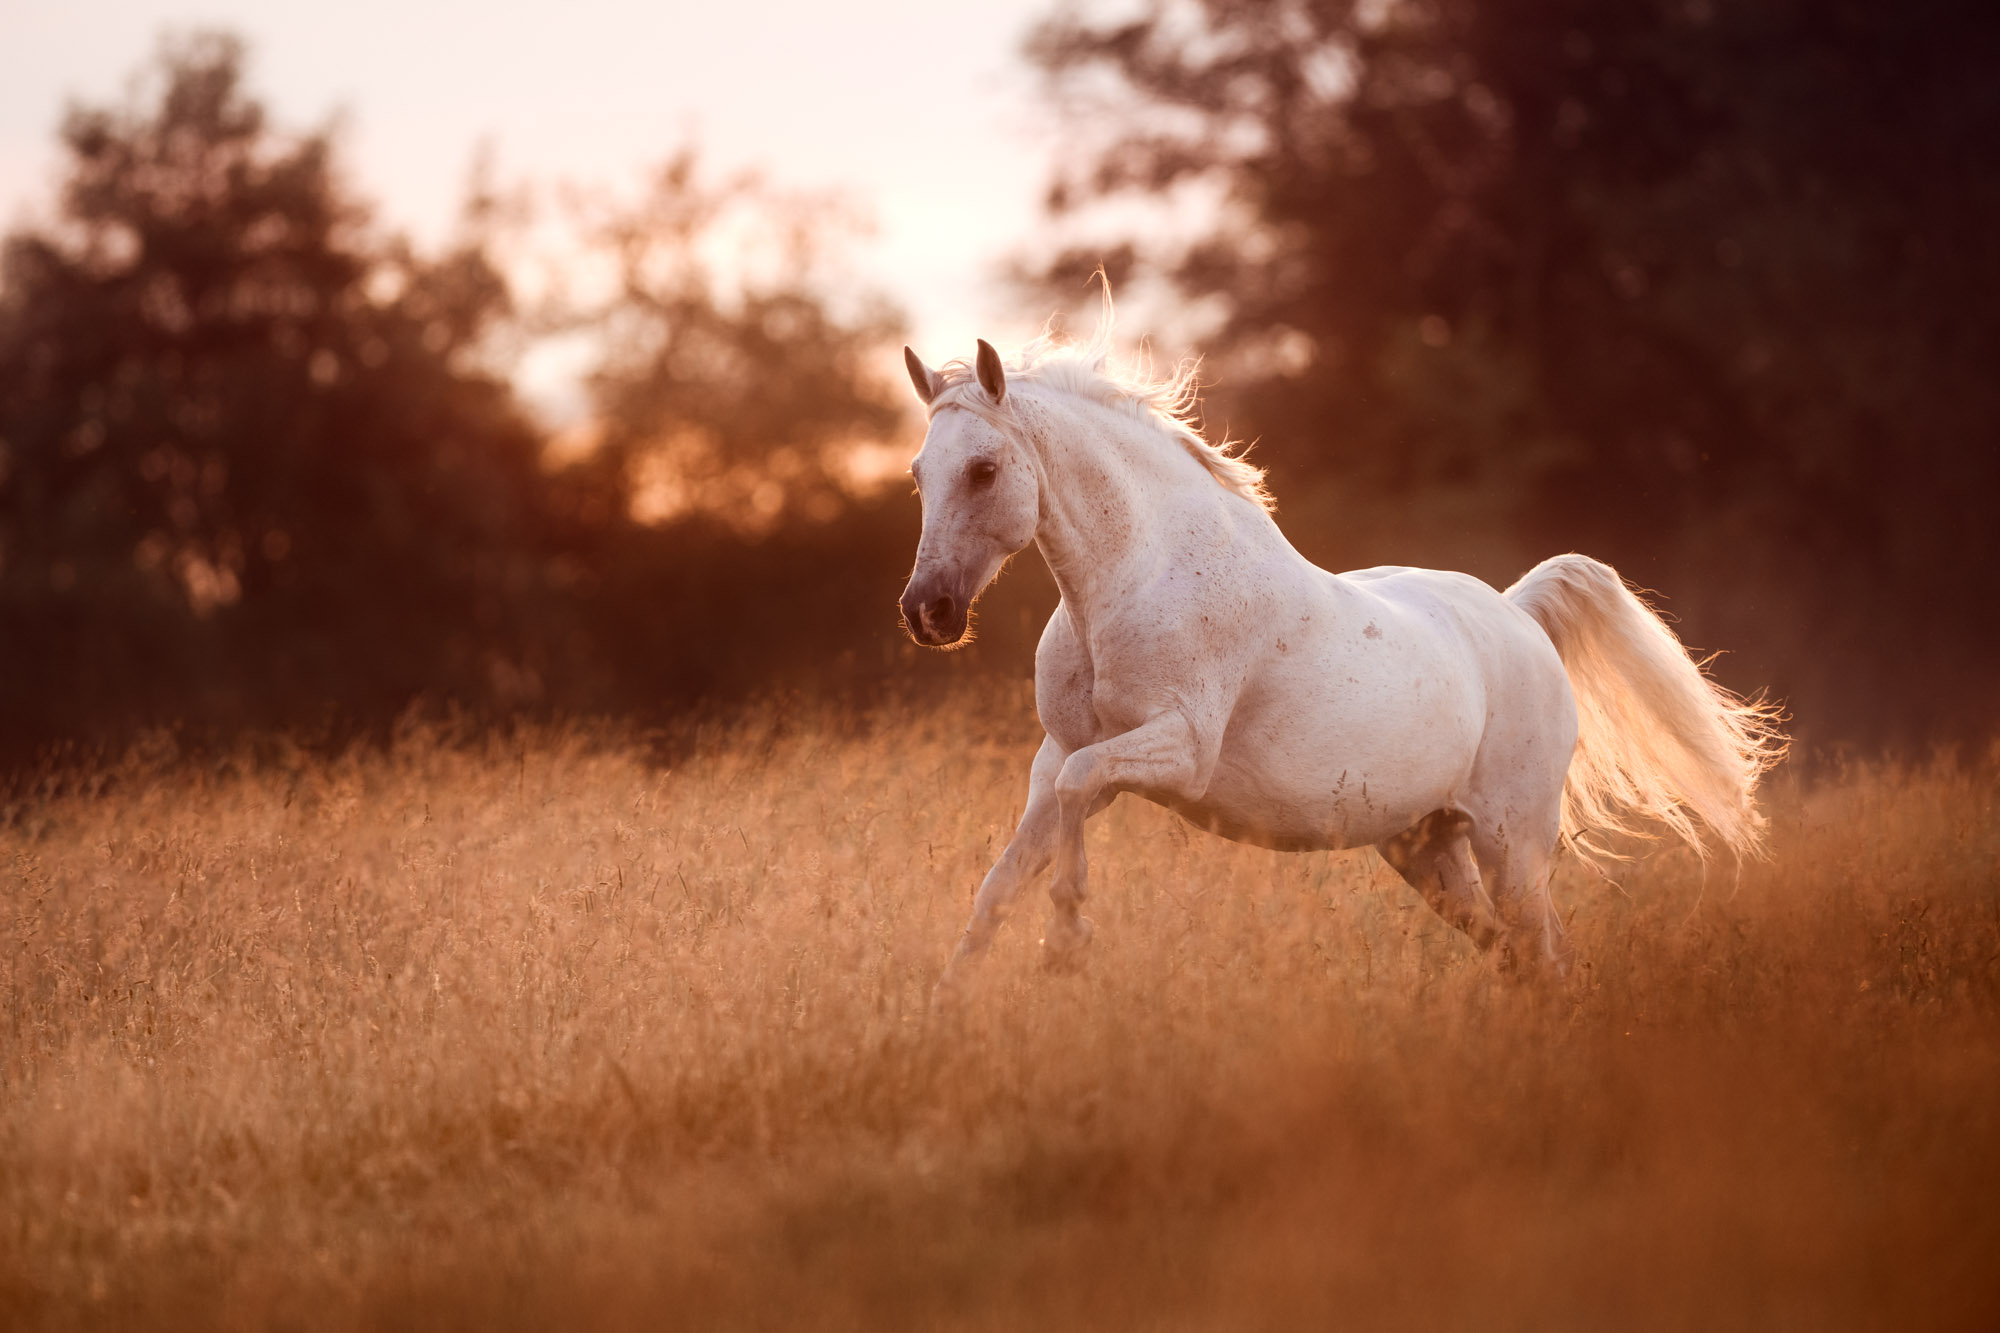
[1505,554,1787,863]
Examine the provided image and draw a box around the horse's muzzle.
[899,580,968,647]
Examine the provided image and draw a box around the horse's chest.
[1033,607,1101,752]
[1035,591,1270,752]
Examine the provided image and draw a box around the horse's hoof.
[1039,915,1094,974]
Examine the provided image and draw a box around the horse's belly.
[1162,758,1459,852]
[1169,643,1486,850]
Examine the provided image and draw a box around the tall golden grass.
[4,690,1997,1330]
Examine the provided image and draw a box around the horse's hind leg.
[1467,816,1565,971]
[1376,810,1502,950]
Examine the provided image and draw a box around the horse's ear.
[904,346,940,405]
[975,339,1006,403]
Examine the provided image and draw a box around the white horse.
[898,326,1784,984]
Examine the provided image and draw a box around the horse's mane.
[926,317,1273,514]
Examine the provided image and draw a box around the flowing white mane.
[927,325,1274,514]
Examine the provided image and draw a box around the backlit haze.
[0,0,1061,423]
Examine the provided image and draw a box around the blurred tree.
[1029,0,2000,743]
[0,32,565,741]
[0,32,932,758]
[561,153,907,535]
[493,153,922,710]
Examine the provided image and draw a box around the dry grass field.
[4,689,1998,1331]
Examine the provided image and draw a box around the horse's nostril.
[929,595,956,623]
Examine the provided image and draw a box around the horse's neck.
[1024,394,1186,634]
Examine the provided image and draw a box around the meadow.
[3,690,1997,1330]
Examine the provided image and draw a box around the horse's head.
[898,340,1040,648]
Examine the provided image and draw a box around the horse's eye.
[968,459,998,485]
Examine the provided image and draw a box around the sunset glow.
[4,3,1997,1327]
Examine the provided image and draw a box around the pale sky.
[0,0,1075,419]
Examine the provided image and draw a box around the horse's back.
[1336,565,1555,665]
[1335,564,1575,751]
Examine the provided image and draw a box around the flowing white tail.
[1506,554,1788,863]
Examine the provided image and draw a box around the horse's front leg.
[935,736,1068,995]
[1043,710,1203,970]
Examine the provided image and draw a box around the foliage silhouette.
[1028,0,2000,744]
[569,153,906,533]
[0,35,932,760]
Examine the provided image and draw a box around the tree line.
[5,9,1996,762]
[0,34,943,761]
[1027,0,2000,747]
